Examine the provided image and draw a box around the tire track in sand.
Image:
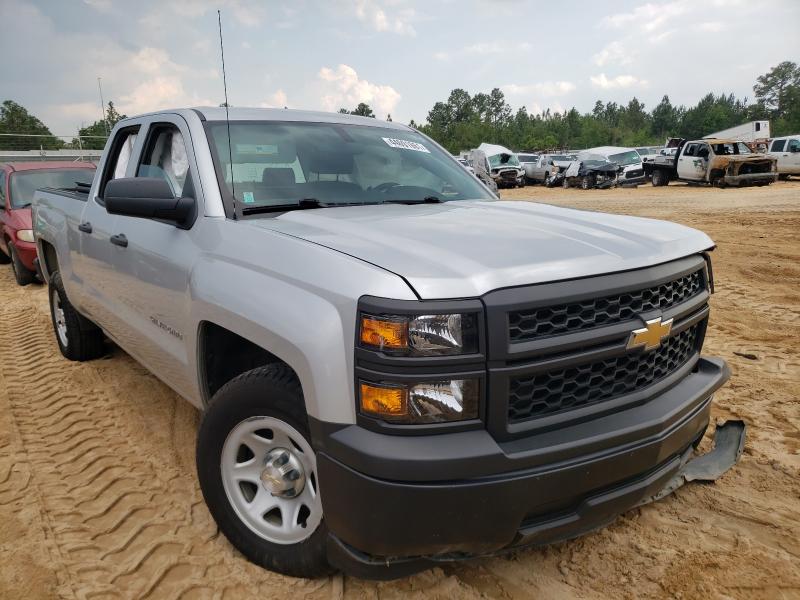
[0,271,333,600]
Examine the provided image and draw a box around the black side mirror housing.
[104,177,196,229]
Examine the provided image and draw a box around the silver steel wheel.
[52,287,69,348]
[221,416,322,545]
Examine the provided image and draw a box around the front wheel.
[9,245,36,286]
[542,172,550,186]
[581,175,595,190]
[196,364,330,578]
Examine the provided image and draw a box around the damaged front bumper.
[317,357,744,579]
[723,172,778,186]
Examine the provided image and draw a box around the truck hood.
[250,200,714,299]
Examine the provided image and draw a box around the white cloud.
[502,81,576,97]
[140,0,267,28]
[353,0,416,36]
[529,102,567,116]
[590,73,649,89]
[592,41,632,67]
[318,64,400,116]
[259,89,289,109]
[464,41,531,55]
[600,1,692,32]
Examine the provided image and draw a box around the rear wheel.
[581,175,595,190]
[651,169,668,187]
[9,245,36,286]
[48,271,106,361]
[197,364,330,578]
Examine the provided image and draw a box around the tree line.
[2,61,797,154]
[413,61,800,153]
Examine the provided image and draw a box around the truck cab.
[767,135,800,178]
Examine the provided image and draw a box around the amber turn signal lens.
[360,315,408,350]
[360,382,408,418]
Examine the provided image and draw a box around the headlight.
[359,379,479,423]
[360,313,478,356]
[16,229,35,243]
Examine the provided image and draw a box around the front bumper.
[13,240,37,271]
[314,357,737,579]
[723,172,778,186]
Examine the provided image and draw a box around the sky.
[1,0,799,135]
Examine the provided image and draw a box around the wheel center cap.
[260,447,305,497]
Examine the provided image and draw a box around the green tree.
[754,61,800,118]
[0,100,62,150]
[74,101,126,149]
[351,103,375,118]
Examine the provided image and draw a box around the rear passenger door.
[103,116,199,398]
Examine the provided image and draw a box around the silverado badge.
[627,317,673,352]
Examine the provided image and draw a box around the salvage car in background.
[584,146,645,184]
[767,135,800,179]
[562,154,621,189]
[645,138,778,187]
[523,153,576,185]
[0,162,95,285]
[478,143,525,188]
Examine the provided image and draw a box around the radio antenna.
[217,9,237,218]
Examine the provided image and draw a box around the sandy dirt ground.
[1,180,798,599]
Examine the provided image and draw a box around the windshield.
[487,153,521,168]
[207,121,493,210]
[9,168,95,208]
[608,150,641,166]
[711,142,752,155]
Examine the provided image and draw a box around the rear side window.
[789,139,800,152]
[771,140,786,152]
[137,124,190,197]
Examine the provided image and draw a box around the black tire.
[581,175,594,190]
[9,245,36,286]
[0,244,10,265]
[562,177,570,189]
[48,270,106,361]
[651,169,667,187]
[196,364,332,579]
[542,172,550,186]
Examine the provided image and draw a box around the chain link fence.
[0,133,108,163]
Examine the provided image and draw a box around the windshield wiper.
[241,198,368,215]
[383,196,444,205]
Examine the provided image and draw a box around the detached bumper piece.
[326,418,745,580]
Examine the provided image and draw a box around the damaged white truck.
[32,107,745,579]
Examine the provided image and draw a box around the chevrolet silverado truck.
[644,137,777,187]
[32,108,745,580]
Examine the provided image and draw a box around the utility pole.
[97,77,109,135]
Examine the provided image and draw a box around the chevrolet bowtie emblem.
[627,317,673,352]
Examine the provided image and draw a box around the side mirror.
[104,177,195,228]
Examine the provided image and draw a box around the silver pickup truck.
[32,107,744,580]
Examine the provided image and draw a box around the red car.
[0,162,96,285]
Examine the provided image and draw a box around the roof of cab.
[118,107,411,131]
[0,161,96,172]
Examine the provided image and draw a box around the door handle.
[110,233,128,248]
[78,221,92,234]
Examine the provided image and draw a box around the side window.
[137,125,190,197]
[788,139,800,152]
[99,127,140,199]
[771,140,786,152]
[683,144,696,157]
[755,122,761,132]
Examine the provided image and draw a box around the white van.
[767,135,800,178]
[584,146,645,183]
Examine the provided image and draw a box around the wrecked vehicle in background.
[523,153,577,186]
[644,138,778,187]
[584,146,645,184]
[467,148,499,194]
[562,154,621,189]
[478,143,525,188]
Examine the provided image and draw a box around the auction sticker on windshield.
[382,138,430,153]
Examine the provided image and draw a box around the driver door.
[677,143,706,181]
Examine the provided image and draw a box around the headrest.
[262,168,296,186]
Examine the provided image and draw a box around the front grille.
[508,268,704,343]
[626,169,644,179]
[507,322,701,423]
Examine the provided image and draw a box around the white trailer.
[704,121,770,148]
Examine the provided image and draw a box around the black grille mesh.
[507,323,701,423]
[508,269,704,342]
